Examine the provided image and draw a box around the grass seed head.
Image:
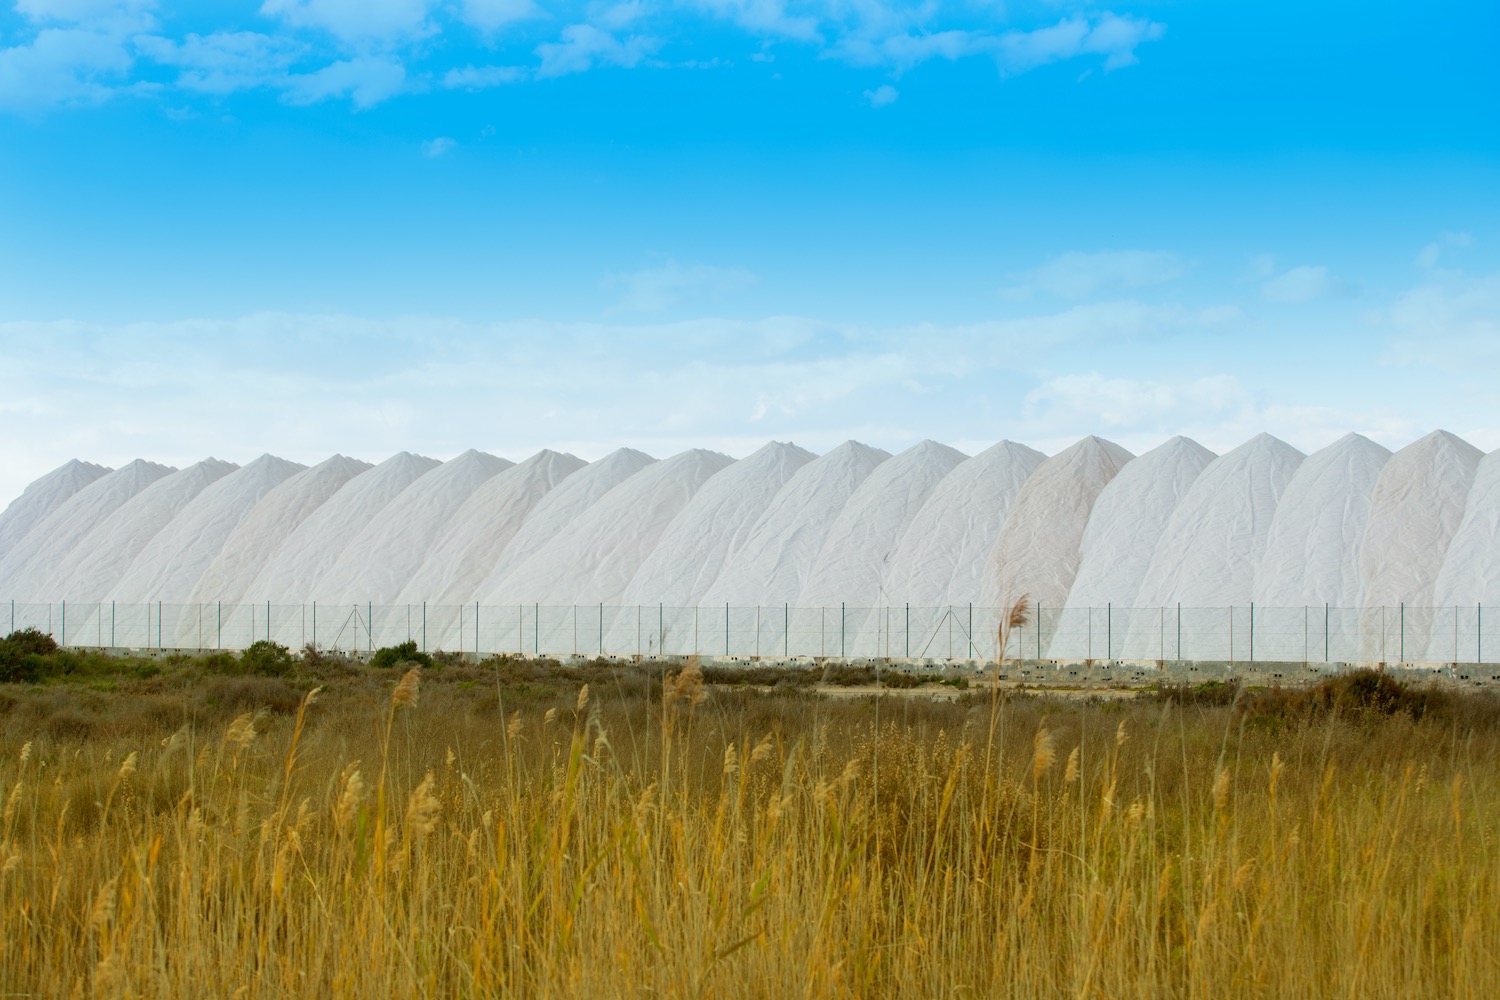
[391,667,421,709]
[1032,724,1056,785]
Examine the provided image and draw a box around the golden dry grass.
[1,663,1497,998]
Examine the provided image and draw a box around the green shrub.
[371,640,433,671]
[0,628,61,683]
[240,640,295,676]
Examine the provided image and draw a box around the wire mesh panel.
[3,600,1494,666]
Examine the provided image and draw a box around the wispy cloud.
[864,83,898,107]
[1260,264,1340,303]
[536,24,659,77]
[602,260,759,313]
[421,136,455,157]
[1002,251,1185,301]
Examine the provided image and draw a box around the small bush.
[0,628,61,683]
[240,640,295,677]
[371,640,433,671]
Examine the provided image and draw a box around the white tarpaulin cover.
[3,432,1498,624]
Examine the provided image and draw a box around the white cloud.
[824,14,1165,77]
[864,83,897,107]
[0,27,136,110]
[1415,231,1474,270]
[995,14,1165,75]
[688,0,820,42]
[458,0,543,32]
[536,24,659,78]
[1386,269,1500,366]
[1260,264,1337,303]
[136,31,303,94]
[1024,372,1249,428]
[15,0,154,25]
[602,260,759,313]
[1002,250,1184,300]
[443,64,525,89]
[282,56,407,108]
[421,136,456,157]
[259,0,437,45]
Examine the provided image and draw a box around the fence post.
[60,600,65,647]
[599,603,603,656]
[423,601,427,653]
[1249,602,1254,663]
[1106,603,1111,660]
[1400,602,1405,663]
[840,602,845,659]
[725,603,729,657]
[785,603,789,657]
[905,603,910,659]
[968,603,974,659]
[533,603,538,656]
[476,602,480,656]
[1325,603,1329,663]
[112,600,115,647]
[158,601,162,650]
[1177,602,1182,660]
[1479,603,1483,664]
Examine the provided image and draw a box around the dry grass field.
[1,651,1497,998]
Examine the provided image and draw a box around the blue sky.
[0,1,1497,503]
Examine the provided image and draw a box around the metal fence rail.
[2,600,1492,665]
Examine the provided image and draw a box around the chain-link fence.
[3,599,1494,665]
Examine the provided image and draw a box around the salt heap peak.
[310,449,511,605]
[700,441,890,607]
[112,454,308,604]
[799,440,969,608]
[243,451,441,605]
[1252,432,1391,608]
[0,459,175,598]
[1360,429,1483,612]
[882,440,1046,607]
[473,447,658,605]
[620,441,815,609]
[1432,449,1500,610]
[1064,436,1217,612]
[982,435,1135,615]
[398,449,587,608]
[0,458,111,556]
[492,448,734,609]
[1131,433,1304,609]
[36,458,239,602]
[187,455,374,609]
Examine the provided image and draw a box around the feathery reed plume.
[1213,765,1231,813]
[116,752,138,782]
[405,772,440,839]
[1064,746,1080,784]
[1031,724,1056,786]
[667,656,706,707]
[576,684,590,713]
[391,667,421,709]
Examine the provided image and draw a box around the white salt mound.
[310,450,511,604]
[700,441,890,607]
[982,436,1134,614]
[35,459,239,602]
[188,455,373,609]
[1359,430,1482,612]
[1132,434,1304,609]
[882,441,1046,608]
[620,441,815,609]
[492,449,733,609]
[0,459,110,556]
[398,450,587,607]
[1064,436,1217,613]
[113,455,308,604]
[800,440,968,609]
[1432,449,1500,609]
[0,460,175,598]
[243,452,441,605]
[473,448,658,606]
[1252,433,1391,608]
